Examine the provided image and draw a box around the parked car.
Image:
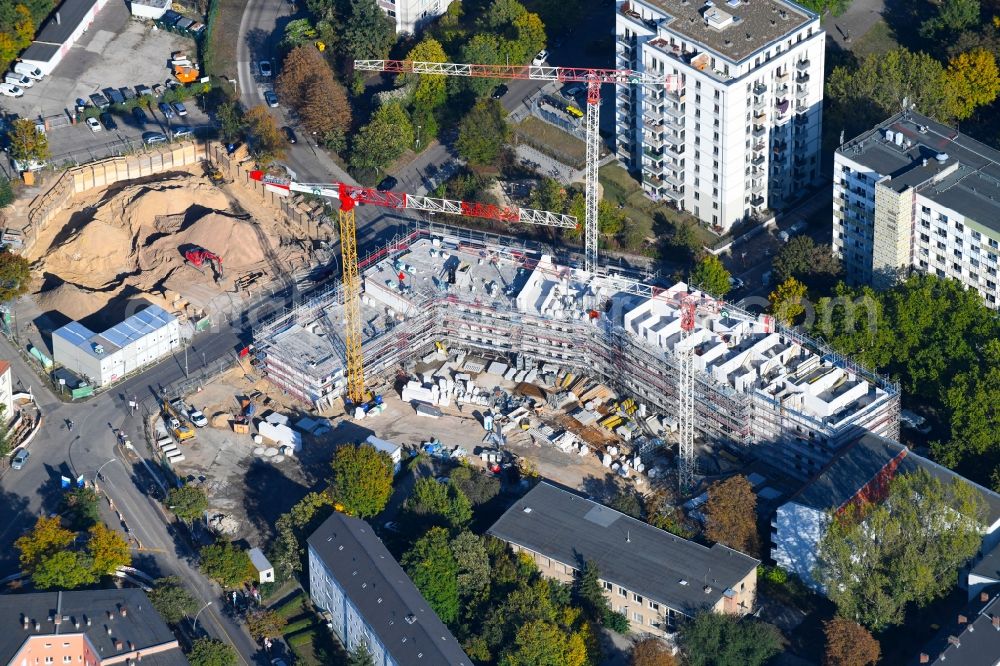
[172,125,193,137]
[729,276,745,290]
[383,521,401,533]
[491,84,509,99]
[376,175,398,192]
[120,86,136,100]
[142,131,167,144]
[90,92,110,108]
[157,101,175,119]
[103,87,125,105]
[259,60,273,77]
[11,448,28,470]
[100,112,118,130]
[901,409,932,434]
[264,90,278,107]
[13,62,43,80]
[532,49,549,66]
[189,409,208,427]
[5,72,32,88]
[86,116,102,132]
[152,83,164,96]
[135,84,152,97]
[282,126,297,144]
[132,106,149,124]
[778,221,807,242]
[172,101,187,116]
[0,84,24,98]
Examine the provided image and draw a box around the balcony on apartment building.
[753,82,768,96]
[795,58,811,71]
[618,2,658,31]
[795,85,809,100]
[796,72,810,84]
[752,124,767,139]
[773,140,788,155]
[776,70,791,85]
[751,179,765,194]
[751,194,766,206]
[646,38,728,82]
[665,141,685,157]
[751,154,766,166]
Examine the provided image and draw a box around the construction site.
[22,166,322,333]
[253,223,901,487]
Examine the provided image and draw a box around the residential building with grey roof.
[835,110,1000,303]
[914,587,1000,665]
[772,432,1000,592]
[615,0,825,230]
[52,302,180,387]
[0,589,187,665]
[487,482,759,637]
[307,512,471,666]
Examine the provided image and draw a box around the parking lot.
[1,1,214,164]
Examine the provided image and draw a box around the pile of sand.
[34,283,120,321]
[31,173,305,321]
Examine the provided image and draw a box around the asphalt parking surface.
[0,1,213,163]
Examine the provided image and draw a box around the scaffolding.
[252,223,900,475]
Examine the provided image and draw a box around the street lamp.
[192,600,213,631]
[94,457,118,483]
[415,125,421,151]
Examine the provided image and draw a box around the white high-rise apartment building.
[376,0,449,34]
[615,0,825,231]
[834,111,1000,307]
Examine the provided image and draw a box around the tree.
[812,283,893,371]
[32,550,97,590]
[0,177,13,207]
[823,616,880,666]
[597,199,626,235]
[450,465,500,505]
[690,255,731,296]
[347,643,375,666]
[330,443,394,518]
[938,339,1000,467]
[243,105,286,163]
[457,98,509,165]
[574,560,610,622]
[87,523,131,576]
[772,236,842,289]
[276,46,351,139]
[9,118,49,164]
[350,103,414,174]
[167,485,208,523]
[148,576,198,624]
[795,0,851,15]
[921,0,980,37]
[510,11,547,65]
[216,102,244,143]
[271,491,335,580]
[407,477,473,527]
[944,48,1000,120]
[61,486,100,529]
[282,18,318,48]
[187,637,238,666]
[461,34,503,96]
[0,249,30,303]
[704,475,759,556]
[246,609,287,640]
[499,619,588,666]
[678,612,782,666]
[814,469,986,630]
[450,530,490,602]
[827,49,951,121]
[401,38,448,109]
[199,541,254,588]
[342,0,394,61]
[768,276,807,325]
[402,527,460,624]
[631,636,677,666]
[16,515,76,573]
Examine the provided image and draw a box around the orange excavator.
[184,247,223,283]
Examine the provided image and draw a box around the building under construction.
[254,224,900,481]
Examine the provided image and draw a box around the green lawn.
[513,117,586,169]
[204,0,244,81]
[599,164,712,249]
[266,589,346,665]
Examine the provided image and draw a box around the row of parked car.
[0,62,45,98]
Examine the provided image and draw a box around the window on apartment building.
[695,137,701,146]
[713,131,720,141]
[714,118,720,127]
[973,230,982,241]
[989,294,996,303]
[63,658,72,664]
[604,581,613,591]
[714,104,720,113]
[696,94,701,103]
[971,272,979,281]
[696,81,701,89]
[956,238,963,247]
[634,612,644,624]
[921,205,931,214]
[619,586,627,597]
[694,192,700,200]
[991,238,999,249]
[937,241,946,250]
[713,160,719,169]
[713,214,719,225]
[920,234,930,242]
[955,250,963,258]
[989,280,997,289]
[954,263,962,272]
[937,254,945,264]
[972,258,980,268]
[920,219,930,229]
[648,601,661,611]
[713,201,719,210]
[938,213,948,223]
[956,222,965,231]
[919,260,928,268]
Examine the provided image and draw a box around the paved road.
[236,0,354,184]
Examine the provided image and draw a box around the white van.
[5,72,31,88]
[0,83,24,98]
[778,221,808,242]
[14,62,43,80]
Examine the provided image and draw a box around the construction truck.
[163,399,196,441]
[184,247,224,283]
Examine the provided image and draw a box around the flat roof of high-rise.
[632,0,815,62]
[837,111,1000,236]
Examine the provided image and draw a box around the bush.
[603,608,631,633]
[0,177,14,207]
